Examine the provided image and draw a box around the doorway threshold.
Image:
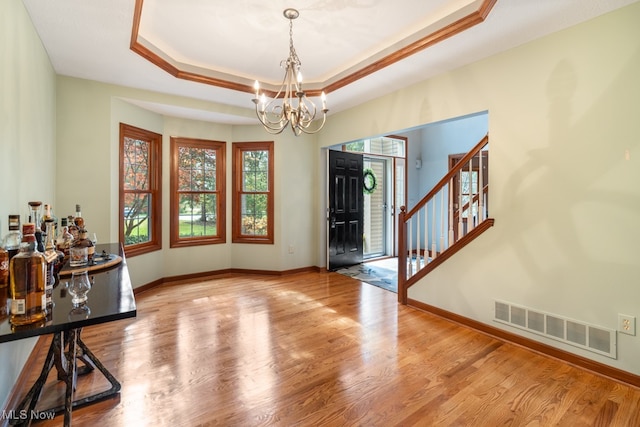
[334,257,397,293]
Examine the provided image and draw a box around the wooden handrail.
[398,133,493,304]
[405,134,489,218]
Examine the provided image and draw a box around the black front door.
[328,150,363,270]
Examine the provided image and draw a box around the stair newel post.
[398,206,408,304]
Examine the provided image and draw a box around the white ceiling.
[22,0,638,125]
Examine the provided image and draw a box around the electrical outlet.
[288,245,294,254]
[618,314,636,336]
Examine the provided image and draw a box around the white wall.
[318,3,640,374]
[0,0,57,410]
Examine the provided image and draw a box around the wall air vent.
[493,300,616,359]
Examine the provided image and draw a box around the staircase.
[397,134,494,304]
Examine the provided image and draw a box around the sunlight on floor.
[336,258,398,293]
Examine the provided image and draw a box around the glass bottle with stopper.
[56,217,74,263]
[43,219,64,309]
[9,223,46,326]
[72,228,95,262]
[27,201,45,253]
[2,215,22,300]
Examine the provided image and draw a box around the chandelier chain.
[252,8,328,136]
[288,18,300,69]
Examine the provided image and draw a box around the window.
[232,142,274,244]
[460,170,479,218]
[343,135,406,157]
[170,137,226,247]
[119,123,162,257]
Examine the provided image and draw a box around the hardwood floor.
[25,271,640,426]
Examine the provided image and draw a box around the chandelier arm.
[297,111,327,135]
[255,96,288,133]
[254,105,287,134]
[297,96,317,127]
[252,8,328,136]
[253,59,296,133]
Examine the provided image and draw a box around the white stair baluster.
[407,218,413,277]
[440,189,445,252]
[415,210,421,272]
[479,150,484,222]
[424,204,429,263]
[431,198,437,260]
[458,169,464,239]
[468,158,475,232]
[449,181,454,246]
[424,205,428,264]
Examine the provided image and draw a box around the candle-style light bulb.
[321,91,327,110]
[260,94,266,113]
[297,71,303,84]
[254,80,260,98]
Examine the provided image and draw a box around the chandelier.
[252,8,328,136]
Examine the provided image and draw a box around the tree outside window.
[232,142,274,244]
[170,137,226,247]
[119,123,162,257]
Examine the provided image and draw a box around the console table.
[0,243,137,426]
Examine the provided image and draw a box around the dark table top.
[0,243,137,343]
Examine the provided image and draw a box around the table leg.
[9,334,61,426]
[10,329,122,426]
[63,329,77,426]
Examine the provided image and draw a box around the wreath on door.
[363,168,377,195]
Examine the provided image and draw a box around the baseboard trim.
[407,298,640,389]
[134,266,322,295]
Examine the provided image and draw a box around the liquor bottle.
[0,246,8,317]
[73,204,85,230]
[68,215,79,240]
[2,215,22,299]
[56,217,74,259]
[9,223,46,326]
[72,228,95,262]
[41,203,56,231]
[43,219,63,309]
[28,201,45,253]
